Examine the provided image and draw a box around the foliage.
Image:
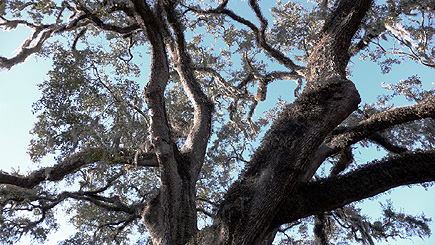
[0,0,434,244]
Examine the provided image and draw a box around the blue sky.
[1,2,435,244]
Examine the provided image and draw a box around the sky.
[1,1,435,244]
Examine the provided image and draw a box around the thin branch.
[64,191,134,213]
[196,197,219,207]
[72,27,88,51]
[75,2,140,34]
[187,2,305,75]
[79,171,123,195]
[246,0,304,74]
[197,207,216,218]
[0,0,139,70]
[367,133,408,154]
[91,64,150,127]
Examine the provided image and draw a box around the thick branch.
[274,150,435,226]
[306,0,373,82]
[303,96,435,180]
[65,191,135,214]
[0,27,55,70]
[131,2,199,244]
[0,8,92,70]
[334,95,435,148]
[206,1,372,244]
[0,147,157,189]
[0,148,103,189]
[164,3,213,178]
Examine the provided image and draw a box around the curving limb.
[164,2,214,178]
[0,0,140,70]
[303,95,435,181]
[186,1,305,75]
[0,147,158,189]
[274,150,435,227]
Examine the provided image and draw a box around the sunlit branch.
[130,0,173,151]
[255,71,302,101]
[194,67,240,96]
[164,2,213,175]
[0,0,140,71]
[372,31,435,69]
[0,27,54,70]
[196,66,300,125]
[0,11,90,70]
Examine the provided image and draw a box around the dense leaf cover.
[0,0,434,244]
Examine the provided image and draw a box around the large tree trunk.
[133,0,372,244]
[131,1,213,244]
[190,0,371,244]
[130,1,199,244]
[2,0,435,244]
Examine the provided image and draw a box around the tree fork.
[190,0,373,244]
[130,1,198,244]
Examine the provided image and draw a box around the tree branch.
[188,2,305,75]
[75,2,140,34]
[367,133,408,154]
[130,2,200,244]
[0,26,55,70]
[0,5,93,70]
[274,150,435,226]
[206,1,372,243]
[164,2,213,178]
[247,0,306,75]
[303,95,435,180]
[0,147,158,189]
[333,96,435,148]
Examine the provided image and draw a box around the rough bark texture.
[130,1,197,244]
[191,1,372,244]
[130,1,213,244]
[274,150,435,225]
[2,0,435,244]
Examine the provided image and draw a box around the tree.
[0,0,434,244]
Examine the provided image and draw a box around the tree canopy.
[0,0,434,244]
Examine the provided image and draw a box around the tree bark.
[5,1,435,245]
[274,150,435,226]
[189,0,372,244]
[130,1,199,244]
